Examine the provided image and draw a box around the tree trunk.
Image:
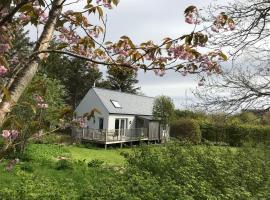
[0,0,65,127]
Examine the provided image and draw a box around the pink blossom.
[0,65,8,75]
[1,130,19,139]
[1,130,11,139]
[35,95,44,103]
[198,80,204,86]
[211,25,219,33]
[228,22,235,31]
[185,15,194,24]
[19,13,31,22]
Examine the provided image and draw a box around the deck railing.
[72,127,150,143]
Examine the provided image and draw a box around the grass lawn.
[26,143,131,166]
[67,145,131,166]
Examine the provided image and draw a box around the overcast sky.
[99,0,216,108]
[30,0,229,108]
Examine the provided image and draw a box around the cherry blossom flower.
[198,80,204,86]
[0,65,8,75]
[211,25,220,33]
[1,130,19,139]
[228,22,236,30]
[19,13,31,22]
[35,95,44,103]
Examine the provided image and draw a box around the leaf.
[1,85,11,101]
[219,52,228,61]
[19,3,33,12]
[112,0,119,6]
[0,56,9,68]
[56,43,69,50]
[97,6,103,18]
[166,41,173,49]
[185,35,193,45]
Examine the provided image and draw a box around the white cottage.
[73,87,165,147]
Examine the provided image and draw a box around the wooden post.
[105,144,107,150]
[82,128,85,139]
[120,142,123,148]
[105,131,107,143]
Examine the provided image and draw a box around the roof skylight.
[111,100,121,108]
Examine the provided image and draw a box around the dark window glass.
[99,118,104,130]
[115,119,119,129]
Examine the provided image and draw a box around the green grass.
[0,143,268,199]
[25,143,131,166]
[68,146,130,166]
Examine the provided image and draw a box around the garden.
[0,139,269,199]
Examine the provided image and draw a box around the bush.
[200,123,270,146]
[170,118,201,143]
[88,159,104,168]
[55,158,73,170]
[124,143,270,200]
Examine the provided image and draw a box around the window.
[111,100,121,108]
[99,118,104,130]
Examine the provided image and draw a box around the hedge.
[170,118,201,144]
[200,123,270,146]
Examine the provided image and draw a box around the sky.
[29,0,225,108]
[98,0,215,108]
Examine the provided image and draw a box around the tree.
[3,74,69,154]
[152,95,175,129]
[0,1,231,127]
[106,65,140,94]
[41,54,102,108]
[0,1,234,159]
[194,64,270,113]
[208,0,270,57]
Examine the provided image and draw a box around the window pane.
[115,119,119,129]
[111,100,121,108]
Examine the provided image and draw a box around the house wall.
[108,114,136,130]
[75,89,109,129]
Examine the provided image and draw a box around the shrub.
[170,118,201,143]
[88,159,104,168]
[200,123,270,146]
[55,158,73,170]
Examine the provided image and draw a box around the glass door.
[115,118,127,137]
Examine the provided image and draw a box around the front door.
[115,118,127,137]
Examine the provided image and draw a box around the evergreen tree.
[106,66,140,94]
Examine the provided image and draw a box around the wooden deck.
[72,127,161,148]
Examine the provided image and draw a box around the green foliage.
[174,109,208,122]
[34,133,74,145]
[0,143,269,199]
[152,95,175,129]
[1,74,69,155]
[125,143,270,200]
[201,123,270,146]
[170,118,201,143]
[55,158,73,170]
[41,53,102,108]
[87,159,104,168]
[104,65,140,94]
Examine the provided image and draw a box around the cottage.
[73,87,168,148]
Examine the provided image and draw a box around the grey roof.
[93,87,154,115]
